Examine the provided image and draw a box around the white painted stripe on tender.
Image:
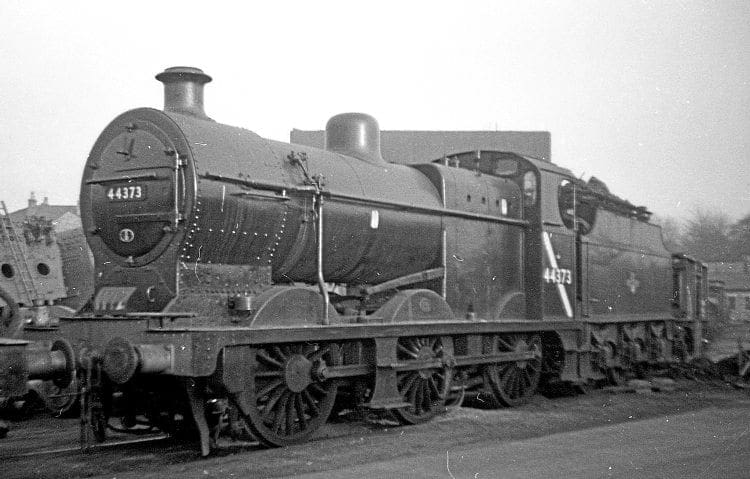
[542,231,573,318]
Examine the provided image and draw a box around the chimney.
[155,67,212,119]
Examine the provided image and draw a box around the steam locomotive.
[0,67,706,454]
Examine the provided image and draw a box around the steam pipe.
[315,193,330,325]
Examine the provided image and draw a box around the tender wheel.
[391,336,451,425]
[672,327,693,362]
[603,342,628,386]
[607,365,627,386]
[483,334,542,407]
[244,343,338,447]
[648,326,669,363]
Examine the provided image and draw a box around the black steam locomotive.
[0,67,706,454]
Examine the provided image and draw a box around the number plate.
[543,267,572,285]
[106,185,146,202]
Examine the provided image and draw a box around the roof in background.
[290,130,551,165]
[7,194,78,222]
[707,261,750,291]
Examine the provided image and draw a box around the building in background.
[707,259,750,322]
[8,192,79,223]
[290,129,551,164]
[1,193,92,335]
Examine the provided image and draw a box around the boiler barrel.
[179,125,445,285]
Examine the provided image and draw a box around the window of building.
[745,297,750,311]
[729,296,736,310]
[37,263,50,275]
[1,264,14,278]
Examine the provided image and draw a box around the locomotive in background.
[0,204,93,436]
[1,201,93,335]
[0,67,707,453]
[0,204,93,419]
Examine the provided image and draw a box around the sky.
[1,1,748,221]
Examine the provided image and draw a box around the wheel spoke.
[499,364,513,388]
[258,350,284,369]
[398,343,419,359]
[496,336,514,352]
[257,378,284,399]
[285,395,295,436]
[302,389,320,416]
[400,373,418,394]
[308,346,330,362]
[423,380,433,408]
[420,380,431,412]
[273,393,289,433]
[528,353,541,370]
[427,376,440,398]
[272,346,287,361]
[264,386,287,416]
[267,391,286,429]
[309,382,327,397]
[404,339,420,355]
[522,368,532,388]
[413,381,423,413]
[407,378,419,408]
[501,366,513,396]
[295,393,307,430]
[512,369,522,398]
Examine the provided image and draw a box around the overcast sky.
[1,1,748,221]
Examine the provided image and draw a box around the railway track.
[12,434,169,457]
[1,376,747,479]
